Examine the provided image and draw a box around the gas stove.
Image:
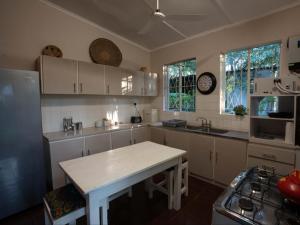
[212,167,300,225]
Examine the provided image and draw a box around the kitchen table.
[59,141,186,225]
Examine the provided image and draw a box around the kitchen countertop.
[44,122,248,142]
[159,126,249,141]
[43,123,151,142]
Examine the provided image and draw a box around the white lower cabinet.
[165,129,189,151]
[111,129,132,149]
[150,127,166,145]
[214,137,247,185]
[188,133,214,180]
[85,133,111,155]
[132,127,150,144]
[49,138,84,189]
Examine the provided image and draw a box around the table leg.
[100,198,109,225]
[86,193,100,225]
[173,156,182,210]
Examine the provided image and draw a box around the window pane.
[164,58,196,112]
[250,43,281,93]
[224,50,248,113]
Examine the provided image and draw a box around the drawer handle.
[209,151,212,161]
[262,154,276,160]
[73,83,76,93]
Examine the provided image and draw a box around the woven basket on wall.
[89,38,122,67]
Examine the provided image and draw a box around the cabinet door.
[49,138,84,189]
[85,133,111,155]
[214,137,247,185]
[165,129,188,151]
[41,55,77,94]
[144,73,158,96]
[111,129,132,149]
[188,133,214,180]
[132,71,145,96]
[133,127,150,144]
[78,61,105,95]
[150,127,165,145]
[105,65,123,95]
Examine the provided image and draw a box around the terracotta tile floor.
[0,177,224,225]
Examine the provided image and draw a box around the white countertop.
[59,141,186,194]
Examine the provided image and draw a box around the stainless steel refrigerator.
[0,68,46,219]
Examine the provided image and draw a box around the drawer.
[247,156,294,176]
[248,143,295,165]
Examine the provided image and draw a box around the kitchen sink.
[182,125,228,134]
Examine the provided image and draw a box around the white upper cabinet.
[78,61,105,95]
[132,71,145,96]
[144,73,158,96]
[105,65,123,95]
[38,56,157,96]
[40,55,77,94]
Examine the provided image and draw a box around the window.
[221,43,281,114]
[164,58,196,112]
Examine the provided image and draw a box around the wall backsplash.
[41,95,152,133]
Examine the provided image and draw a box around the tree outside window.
[221,43,281,114]
[164,58,196,112]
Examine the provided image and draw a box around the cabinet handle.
[262,154,276,160]
[215,152,218,164]
[254,83,257,93]
[134,139,136,144]
[80,83,83,93]
[81,151,84,157]
[141,88,143,96]
[73,83,76,93]
[87,149,90,155]
[209,151,212,161]
[107,85,110,95]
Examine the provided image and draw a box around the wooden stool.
[147,158,188,209]
[44,184,132,225]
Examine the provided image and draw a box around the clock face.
[197,72,217,95]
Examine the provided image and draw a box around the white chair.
[146,158,188,209]
[44,184,132,225]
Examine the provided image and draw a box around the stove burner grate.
[258,170,269,179]
[239,198,254,211]
[250,182,262,192]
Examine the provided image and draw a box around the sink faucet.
[195,117,212,129]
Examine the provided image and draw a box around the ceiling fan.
[139,0,207,37]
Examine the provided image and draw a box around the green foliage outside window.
[164,58,196,112]
[223,43,281,114]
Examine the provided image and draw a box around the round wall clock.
[196,72,217,95]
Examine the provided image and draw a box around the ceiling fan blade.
[138,18,157,35]
[162,20,187,38]
[166,14,207,22]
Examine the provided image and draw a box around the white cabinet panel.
[41,55,77,94]
[133,127,150,144]
[105,65,123,95]
[214,138,247,185]
[165,129,188,151]
[144,73,158,96]
[132,71,145,96]
[49,138,84,189]
[188,133,214,180]
[111,130,132,149]
[85,133,111,155]
[150,127,166,145]
[78,61,105,95]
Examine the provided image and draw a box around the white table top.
[59,141,186,194]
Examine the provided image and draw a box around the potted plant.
[233,105,247,117]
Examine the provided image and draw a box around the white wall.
[150,6,300,132]
[0,0,151,133]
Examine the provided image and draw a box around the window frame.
[163,58,196,112]
[220,42,282,115]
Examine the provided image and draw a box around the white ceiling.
[47,0,300,50]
